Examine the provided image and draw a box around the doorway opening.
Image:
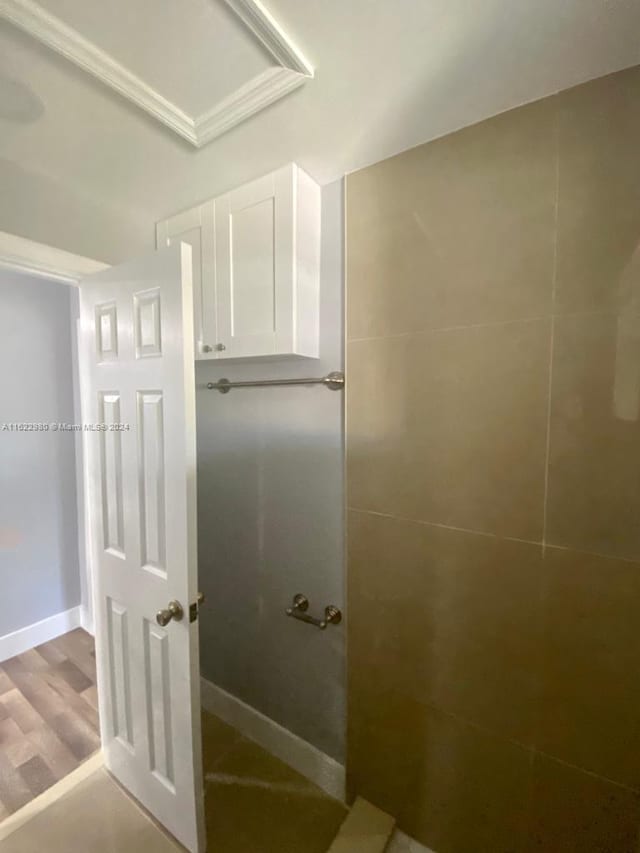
[0,269,98,818]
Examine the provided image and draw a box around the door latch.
[189,591,205,623]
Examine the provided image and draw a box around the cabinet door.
[215,166,294,358]
[156,202,216,359]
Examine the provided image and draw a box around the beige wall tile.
[556,67,640,315]
[528,753,640,852]
[347,319,550,540]
[346,99,557,340]
[546,312,640,561]
[536,546,640,789]
[348,685,531,853]
[346,64,640,852]
[348,510,543,744]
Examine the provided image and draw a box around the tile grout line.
[533,748,640,796]
[346,506,542,548]
[404,693,640,796]
[346,309,630,346]
[541,105,561,557]
[346,506,640,565]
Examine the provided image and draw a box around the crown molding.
[223,0,313,76]
[0,230,108,283]
[0,0,313,147]
[195,66,305,146]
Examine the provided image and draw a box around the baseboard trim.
[0,750,103,842]
[0,606,82,662]
[79,606,94,636]
[200,676,345,802]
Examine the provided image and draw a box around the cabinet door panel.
[231,197,276,338]
[215,167,294,358]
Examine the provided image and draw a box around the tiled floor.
[1,766,180,853]
[0,629,100,818]
[202,711,347,852]
[2,709,347,852]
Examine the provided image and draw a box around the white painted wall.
[0,157,150,264]
[0,269,81,640]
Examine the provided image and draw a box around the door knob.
[156,600,184,627]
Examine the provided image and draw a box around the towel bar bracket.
[206,371,345,394]
[286,594,342,630]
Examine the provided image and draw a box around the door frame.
[0,229,109,638]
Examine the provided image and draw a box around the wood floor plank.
[0,718,36,769]
[39,670,99,732]
[17,649,50,673]
[0,749,32,814]
[48,711,100,762]
[80,685,99,712]
[26,724,79,782]
[33,642,66,667]
[0,671,13,697]
[1,660,68,724]
[50,633,97,683]
[0,630,100,820]
[65,628,94,652]
[18,754,57,798]
[1,689,44,735]
[5,737,37,770]
[55,660,93,694]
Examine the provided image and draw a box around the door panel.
[80,244,205,852]
[156,202,216,358]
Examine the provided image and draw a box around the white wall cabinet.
[156,164,321,361]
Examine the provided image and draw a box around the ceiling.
[34,0,275,117]
[0,0,639,262]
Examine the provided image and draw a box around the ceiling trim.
[0,0,313,147]
[0,230,108,284]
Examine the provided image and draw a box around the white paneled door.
[80,244,205,852]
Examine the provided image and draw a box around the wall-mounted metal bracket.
[285,593,342,630]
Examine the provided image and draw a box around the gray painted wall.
[196,180,345,761]
[0,271,81,636]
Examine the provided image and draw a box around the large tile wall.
[346,65,640,853]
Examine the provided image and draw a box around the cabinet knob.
[202,344,213,353]
[214,343,226,352]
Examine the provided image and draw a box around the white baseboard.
[200,676,345,802]
[386,829,435,853]
[0,606,82,662]
[80,605,94,636]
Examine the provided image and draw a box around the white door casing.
[80,244,205,852]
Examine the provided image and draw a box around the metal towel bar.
[206,371,345,394]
